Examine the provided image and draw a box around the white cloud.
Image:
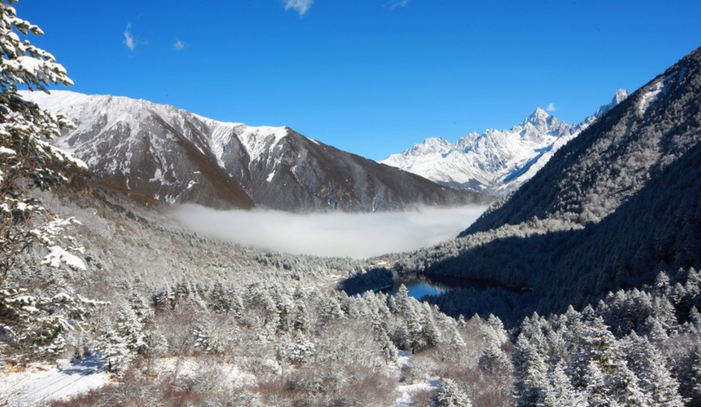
[123,23,135,51]
[284,0,314,16]
[546,102,556,112]
[173,39,185,51]
[171,205,488,259]
[389,0,409,9]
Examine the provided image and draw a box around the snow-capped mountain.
[382,89,629,196]
[22,91,486,212]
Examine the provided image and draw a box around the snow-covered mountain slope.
[22,91,256,210]
[22,91,486,212]
[381,90,629,196]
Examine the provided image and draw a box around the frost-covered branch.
[0,0,86,283]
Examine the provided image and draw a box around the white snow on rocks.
[382,90,629,196]
[638,76,669,116]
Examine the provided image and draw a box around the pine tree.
[513,335,549,407]
[0,0,85,283]
[434,378,472,407]
[421,308,442,348]
[621,333,683,407]
[373,316,398,363]
[292,298,310,333]
[478,341,511,376]
[686,344,701,406]
[404,301,423,353]
[542,362,585,407]
[572,317,650,406]
[395,284,410,314]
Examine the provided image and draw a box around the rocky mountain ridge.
[23,91,486,212]
[382,89,629,196]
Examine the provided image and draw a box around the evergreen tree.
[421,307,442,348]
[292,298,310,333]
[395,284,410,314]
[434,378,472,407]
[513,335,549,407]
[621,333,683,407]
[404,301,423,353]
[685,344,701,405]
[478,341,511,376]
[0,0,85,283]
[542,362,585,407]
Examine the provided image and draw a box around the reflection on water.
[341,270,521,300]
[388,274,449,299]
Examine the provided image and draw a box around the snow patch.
[151,357,256,388]
[638,77,669,115]
[0,146,16,156]
[394,351,440,406]
[237,126,288,164]
[42,246,86,271]
[0,356,110,406]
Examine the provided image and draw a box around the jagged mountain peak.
[521,107,556,128]
[591,88,631,118]
[613,88,630,104]
[409,137,452,154]
[381,90,627,196]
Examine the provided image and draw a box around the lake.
[341,270,513,300]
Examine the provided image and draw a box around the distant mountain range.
[382,90,629,196]
[23,91,486,212]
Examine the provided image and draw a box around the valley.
[2,1,701,406]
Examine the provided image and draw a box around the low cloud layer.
[172,205,488,259]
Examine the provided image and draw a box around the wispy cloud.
[284,0,314,16]
[123,23,135,51]
[547,102,557,112]
[172,205,488,259]
[387,0,409,9]
[173,39,185,51]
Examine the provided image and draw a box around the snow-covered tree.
[513,335,549,407]
[621,333,683,407]
[434,378,472,407]
[0,0,86,283]
[542,362,585,407]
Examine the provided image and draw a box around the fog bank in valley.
[172,205,488,258]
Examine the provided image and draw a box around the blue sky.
[16,0,701,160]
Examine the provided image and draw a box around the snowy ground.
[0,356,110,406]
[1,352,436,406]
[150,356,258,388]
[394,351,440,406]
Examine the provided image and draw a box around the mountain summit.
[381,91,628,196]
